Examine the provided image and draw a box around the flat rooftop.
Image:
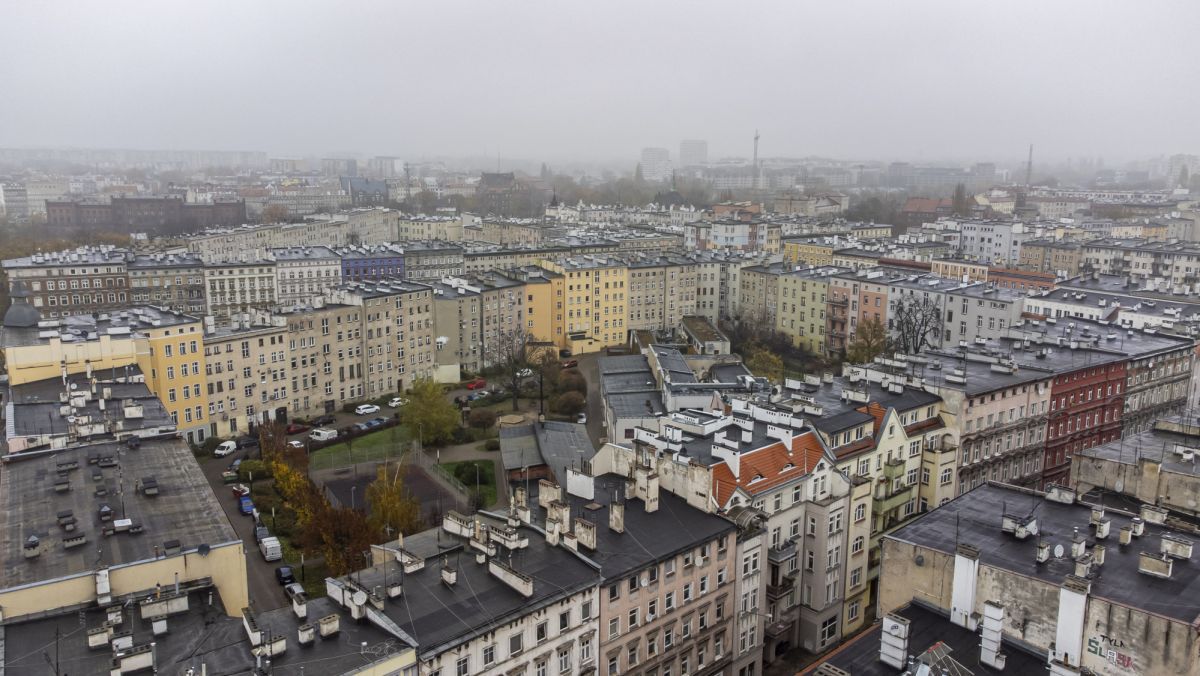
[887,482,1200,623]
[5,371,175,442]
[805,600,1046,676]
[0,437,238,588]
[1078,417,1200,476]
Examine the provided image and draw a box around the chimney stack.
[879,613,910,669]
[980,602,1007,670]
[609,500,625,534]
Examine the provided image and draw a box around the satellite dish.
[1053,544,1065,558]
[197,543,210,557]
[914,554,925,567]
[352,590,368,606]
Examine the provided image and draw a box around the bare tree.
[891,295,942,354]
[489,327,532,412]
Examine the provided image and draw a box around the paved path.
[421,441,509,509]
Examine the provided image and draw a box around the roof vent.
[1138,551,1173,579]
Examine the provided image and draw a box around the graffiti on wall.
[1088,635,1134,670]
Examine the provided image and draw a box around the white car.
[388,397,409,408]
[517,368,533,378]
[214,440,237,457]
[577,412,588,424]
[355,404,380,415]
[287,440,305,449]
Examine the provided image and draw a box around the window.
[683,583,693,603]
[852,536,864,554]
[581,635,592,664]
[820,617,838,645]
[483,645,495,666]
[665,591,676,611]
[609,618,619,640]
[940,468,953,485]
[536,621,548,644]
[559,649,572,674]
[648,565,659,584]
[851,566,862,588]
[560,611,570,632]
[629,608,639,629]
[456,656,469,676]
[849,600,860,622]
[608,656,619,675]
[854,503,866,522]
[581,601,592,621]
[608,584,620,601]
[628,644,638,667]
[536,661,547,676]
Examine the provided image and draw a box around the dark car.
[285,423,309,435]
[561,359,579,369]
[312,414,336,426]
[275,566,295,585]
[235,436,259,449]
[559,348,572,358]
[368,416,387,428]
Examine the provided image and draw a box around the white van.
[259,536,282,562]
[309,428,337,442]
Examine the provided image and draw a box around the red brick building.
[46,196,245,234]
[1041,354,1127,487]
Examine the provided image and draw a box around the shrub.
[553,391,586,416]
[559,372,587,395]
[484,439,501,451]
[469,408,498,429]
[238,459,271,482]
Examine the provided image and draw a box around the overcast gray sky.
[2,1,1196,165]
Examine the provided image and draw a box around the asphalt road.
[577,353,607,446]
[199,453,289,611]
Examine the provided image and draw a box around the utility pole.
[1026,144,1034,187]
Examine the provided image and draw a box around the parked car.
[275,566,295,585]
[287,440,305,449]
[312,414,336,426]
[230,483,250,498]
[559,348,572,358]
[353,422,370,432]
[238,496,255,516]
[229,459,243,472]
[283,582,305,601]
[285,422,309,435]
[259,536,282,562]
[355,404,380,415]
[309,428,338,442]
[213,440,237,457]
[466,378,488,390]
[468,391,489,401]
[577,412,588,424]
[235,436,259,449]
[388,397,409,408]
[516,368,533,378]
[561,359,579,369]
[254,524,270,543]
[368,416,388,428]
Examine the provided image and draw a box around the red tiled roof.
[711,432,827,507]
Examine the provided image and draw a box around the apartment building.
[606,396,857,658]
[202,314,289,438]
[203,260,277,319]
[950,219,1031,265]
[336,243,405,282]
[775,266,844,355]
[626,254,698,333]
[1082,237,1200,287]
[127,251,207,314]
[509,265,566,348]
[539,256,628,353]
[131,307,210,444]
[528,470,738,676]
[2,245,130,317]
[1018,238,1083,275]
[737,262,786,325]
[402,240,465,281]
[943,284,1024,346]
[430,273,525,378]
[271,245,342,308]
[394,214,463,241]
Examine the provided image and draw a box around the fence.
[306,425,410,473]
[407,446,470,498]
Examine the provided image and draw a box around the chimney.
[1070,529,1086,559]
[297,623,315,646]
[574,518,597,550]
[1051,576,1090,668]
[1160,534,1194,559]
[1074,554,1093,578]
[1036,540,1051,564]
[1094,519,1110,540]
[950,543,980,631]
[645,472,660,513]
[980,601,1007,670]
[318,613,340,638]
[1045,484,1076,504]
[1131,517,1145,537]
[441,563,458,586]
[514,485,528,508]
[609,501,625,534]
[537,479,560,509]
[1138,551,1173,579]
[879,613,910,669]
[1119,526,1133,546]
[1092,544,1106,566]
[1140,504,1168,525]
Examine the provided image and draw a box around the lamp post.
[350,486,357,512]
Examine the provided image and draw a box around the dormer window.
[749,474,765,484]
[780,463,794,473]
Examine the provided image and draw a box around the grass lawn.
[309,425,411,469]
[439,459,497,507]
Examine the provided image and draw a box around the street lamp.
[350,486,357,511]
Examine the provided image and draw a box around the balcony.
[881,458,906,481]
[767,540,797,564]
[763,607,799,639]
[873,483,916,515]
[828,297,848,307]
[766,570,797,600]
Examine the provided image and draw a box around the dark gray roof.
[0,437,239,588]
[810,600,1047,676]
[3,281,40,328]
[709,363,752,384]
[348,516,598,659]
[887,482,1200,622]
[532,473,736,583]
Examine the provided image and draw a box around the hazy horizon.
[3,1,1198,165]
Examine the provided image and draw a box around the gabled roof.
[712,432,828,507]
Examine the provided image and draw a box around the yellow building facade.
[137,316,211,444]
[538,258,628,353]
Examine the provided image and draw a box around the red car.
[561,360,579,369]
[285,423,309,435]
[466,378,488,390]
